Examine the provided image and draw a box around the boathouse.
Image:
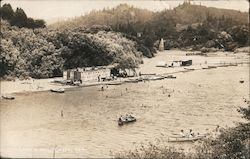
[63,65,114,82]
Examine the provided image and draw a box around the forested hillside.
[52,3,249,51]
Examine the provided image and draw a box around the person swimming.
[61,110,63,117]
[188,129,194,138]
[179,129,185,137]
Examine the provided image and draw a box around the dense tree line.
[0,21,142,79]
[0,3,45,29]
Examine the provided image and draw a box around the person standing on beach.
[61,110,63,117]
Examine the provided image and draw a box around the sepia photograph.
[0,0,249,158]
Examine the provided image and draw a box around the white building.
[63,66,113,82]
[159,38,164,51]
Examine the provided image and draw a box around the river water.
[0,65,249,158]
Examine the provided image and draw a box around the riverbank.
[0,50,248,95]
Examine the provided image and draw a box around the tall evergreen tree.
[0,3,14,20]
[10,8,27,28]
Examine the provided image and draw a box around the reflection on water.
[0,66,249,158]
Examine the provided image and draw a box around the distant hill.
[51,4,154,31]
[51,3,248,30]
[173,3,247,25]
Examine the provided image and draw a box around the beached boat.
[228,64,238,66]
[50,88,65,93]
[125,79,139,83]
[147,76,165,81]
[165,75,176,79]
[202,67,209,69]
[184,68,195,71]
[2,95,15,100]
[208,66,217,69]
[107,81,123,85]
[118,115,136,126]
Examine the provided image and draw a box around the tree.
[34,19,46,28]
[26,17,35,28]
[10,8,27,28]
[0,3,14,20]
[0,39,19,77]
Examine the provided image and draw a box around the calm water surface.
[0,66,249,158]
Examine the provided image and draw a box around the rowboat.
[2,95,15,100]
[107,81,123,85]
[165,75,177,79]
[50,88,65,93]
[125,79,139,83]
[208,66,217,68]
[147,76,165,81]
[168,136,204,142]
[118,115,136,126]
[184,68,195,71]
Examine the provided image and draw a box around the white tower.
[159,38,164,51]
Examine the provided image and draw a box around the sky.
[1,0,249,24]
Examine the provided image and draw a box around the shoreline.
[0,50,248,96]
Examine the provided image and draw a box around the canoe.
[50,88,65,93]
[118,116,136,126]
[168,136,205,142]
[2,95,15,100]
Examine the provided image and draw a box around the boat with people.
[2,95,15,100]
[168,129,206,142]
[118,114,136,126]
[168,135,205,142]
[50,88,65,93]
